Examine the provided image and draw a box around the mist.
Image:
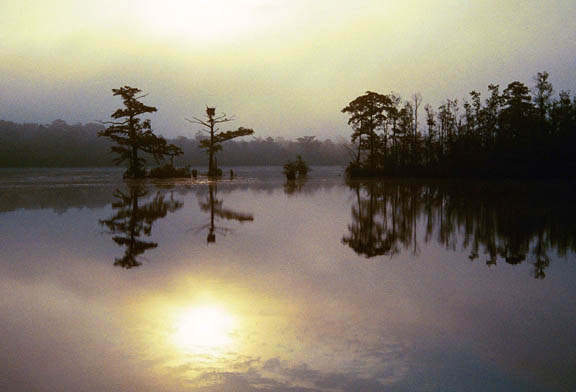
[1,0,575,139]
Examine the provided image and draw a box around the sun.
[172,305,236,350]
[138,0,275,41]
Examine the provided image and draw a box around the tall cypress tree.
[187,107,254,177]
[99,86,182,178]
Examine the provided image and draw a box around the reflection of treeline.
[0,120,348,167]
[343,180,576,278]
[342,72,576,178]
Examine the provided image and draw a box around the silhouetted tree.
[341,91,392,174]
[533,71,554,138]
[342,72,575,179]
[187,107,254,177]
[283,155,309,180]
[500,81,533,140]
[98,86,182,178]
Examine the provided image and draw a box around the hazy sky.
[1,0,575,139]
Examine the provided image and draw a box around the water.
[1,167,575,391]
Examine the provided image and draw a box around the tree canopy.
[98,86,182,178]
[342,72,576,178]
[187,108,254,176]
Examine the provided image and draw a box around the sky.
[1,0,575,139]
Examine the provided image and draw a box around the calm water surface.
[1,167,575,391]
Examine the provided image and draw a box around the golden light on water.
[119,281,410,390]
[172,304,237,351]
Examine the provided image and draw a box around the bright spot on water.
[172,305,236,350]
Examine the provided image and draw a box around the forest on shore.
[342,72,576,178]
[0,119,348,167]
[2,71,575,179]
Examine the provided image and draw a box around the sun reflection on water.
[172,304,237,352]
[129,284,409,391]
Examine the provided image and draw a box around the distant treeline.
[343,72,576,178]
[0,119,348,167]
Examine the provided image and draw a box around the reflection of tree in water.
[283,178,308,196]
[343,181,576,279]
[342,183,401,257]
[196,183,253,243]
[100,184,183,268]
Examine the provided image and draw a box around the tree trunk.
[208,149,215,176]
[356,135,362,165]
[132,144,139,177]
[208,118,216,176]
[370,134,375,172]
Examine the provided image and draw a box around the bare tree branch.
[135,93,150,100]
[186,117,210,127]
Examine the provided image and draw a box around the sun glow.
[139,0,279,41]
[172,305,237,350]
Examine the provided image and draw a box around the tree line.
[0,86,348,177]
[342,72,576,178]
[0,121,348,167]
